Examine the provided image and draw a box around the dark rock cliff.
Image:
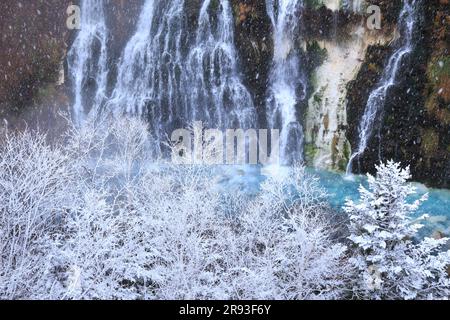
[346,0,449,188]
[0,0,71,127]
[231,0,272,126]
[0,0,448,187]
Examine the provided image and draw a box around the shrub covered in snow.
[0,116,349,300]
[230,167,349,299]
[345,161,450,300]
[0,131,72,299]
[1,117,448,300]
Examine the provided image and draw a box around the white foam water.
[67,0,108,125]
[107,0,255,155]
[265,0,306,165]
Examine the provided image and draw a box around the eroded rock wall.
[0,0,448,187]
[346,0,449,188]
[305,27,394,170]
[0,1,71,122]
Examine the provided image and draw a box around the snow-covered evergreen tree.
[345,161,450,300]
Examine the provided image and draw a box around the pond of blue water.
[214,165,450,237]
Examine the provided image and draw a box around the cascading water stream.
[341,0,365,12]
[346,0,419,174]
[265,0,306,165]
[186,0,256,130]
[107,0,255,155]
[67,0,108,125]
[107,0,186,149]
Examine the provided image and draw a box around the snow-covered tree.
[51,115,157,299]
[8,115,449,300]
[345,161,450,300]
[233,166,350,299]
[0,131,72,299]
[26,115,349,300]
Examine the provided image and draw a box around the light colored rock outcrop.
[305,26,394,170]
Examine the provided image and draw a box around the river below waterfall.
[213,164,450,236]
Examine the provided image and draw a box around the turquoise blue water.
[214,165,450,236]
[312,168,450,236]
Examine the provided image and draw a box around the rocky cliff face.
[0,0,70,129]
[0,0,448,187]
[0,0,143,130]
[231,0,272,125]
[303,9,396,171]
[420,0,450,188]
[346,0,450,188]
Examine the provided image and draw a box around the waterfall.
[67,0,108,125]
[107,0,186,149]
[352,0,364,13]
[186,0,256,129]
[265,0,306,165]
[341,0,365,12]
[346,0,419,174]
[107,0,255,155]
